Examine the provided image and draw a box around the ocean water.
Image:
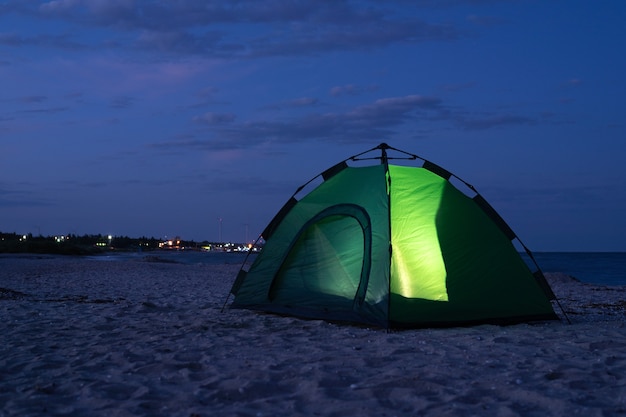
[89,250,626,287]
[530,252,626,286]
[88,250,255,266]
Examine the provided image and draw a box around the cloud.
[438,82,475,93]
[193,112,236,125]
[561,78,583,88]
[456,114,534,130]
[1,95,49,106]
[288,97,318,107]
[0,185,52,208]
[155,94,444,151]
[40,0,135,16]
[407,0,507,7]
[64,92,85,102]
[263,97,319,111]
[330,84,379,97]
[19,95,48,103]
[0,33,25,46]
[5,1,463,59]
[156,93,541,153]
[110,96,134,109]
[350,95,442,120]
[0,32,87,50]
[133,29,227,56]
[466,14,507,27]
[246,19,458,58]
[18,107,70,114]
[33,1,407,31]
[248,94,441,143]
[182,87,222,110]
[195,87,219,99]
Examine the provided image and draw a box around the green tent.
[229,144,558,328]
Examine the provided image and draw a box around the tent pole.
[379,142,389,165]
[379,143,393,330]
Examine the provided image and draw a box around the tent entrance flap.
[268,204,372,310]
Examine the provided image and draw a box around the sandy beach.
[1,255,625,416]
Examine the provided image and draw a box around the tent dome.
[229,144,558,328]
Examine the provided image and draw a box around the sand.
[1,254,625,417]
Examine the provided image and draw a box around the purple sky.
[1,1,625,251]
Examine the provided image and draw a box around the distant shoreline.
[0,231,258,256]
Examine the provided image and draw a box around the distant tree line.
[0,232,205,255]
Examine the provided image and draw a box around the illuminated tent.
[229,143,558,328]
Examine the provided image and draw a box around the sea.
[528,252,626,286]
[88,250,626,287]
[86,250,255,266]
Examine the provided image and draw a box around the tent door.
[268,204,372,310]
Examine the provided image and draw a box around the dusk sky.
[1,1,625,251]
